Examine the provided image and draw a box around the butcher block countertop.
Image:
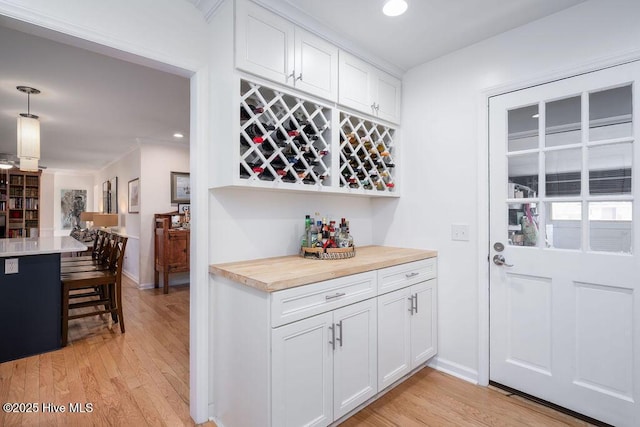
[209,245,437,292]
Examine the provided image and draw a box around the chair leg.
[61,283,70,347]
[115,280,125,333]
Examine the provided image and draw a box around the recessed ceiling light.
[173,132,184,138]
[383,0,408,17]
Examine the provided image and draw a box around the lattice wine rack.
[339,113,396,192]
[240,80,331,186]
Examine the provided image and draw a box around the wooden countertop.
[209,245,437,292]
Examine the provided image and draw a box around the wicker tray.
[301,246,356,260]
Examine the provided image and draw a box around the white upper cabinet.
[235,0,294,85]
[236,0,338,101]
[339,51,401,124]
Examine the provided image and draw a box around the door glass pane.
[546,202,581,250]
[508,104,538,152]
[508,202,539,247]
[546,96,581,147]
[589,143,632,195]
[509,154,538,198]
[589,201,632,253]
[545,149,581,196]
[589,85,632,141]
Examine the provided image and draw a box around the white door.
[272,312,333,427]
[294,28,338,101]
[410,280,438,367]
[377,287,412,390]
[332,299,377,419]
[489,61,640,427]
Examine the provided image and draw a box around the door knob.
[493,254,514,267]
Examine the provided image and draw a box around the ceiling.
[0,22,190,172]
[0,0,585,172]
[250,0,586,72]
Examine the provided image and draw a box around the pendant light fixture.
[16,86,41,172]
[383,0,408,16]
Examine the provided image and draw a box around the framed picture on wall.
[177,203,190,214]
[128,178,140,213]
[171,171,190,203]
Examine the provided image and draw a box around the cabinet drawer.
[377,258,436,295]
[271,271,377,327]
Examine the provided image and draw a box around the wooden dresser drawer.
[377,258,437,295]
[271,271,377,327]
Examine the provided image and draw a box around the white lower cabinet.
[378,279,437,391]
[272,298,377,427]
[212,256,437,427]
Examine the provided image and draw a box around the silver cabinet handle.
[326,292,346,300]
[405,272,419,279]
[287,70,295,81]
[296,73,303,81]
[336,320,343,347]
[329,324,335,350]
[408,296,414,314]
[414,294,418,314]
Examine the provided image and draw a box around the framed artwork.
[177,203,190,214]
[102,177,118,214]
[61,189,87,229]
[128,178,140,213]
[171,171,190,203]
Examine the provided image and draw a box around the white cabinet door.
[338,51,375,115]
[272,312,333,427]
[410,279,438,368]
[332,299,377,419]
[294,28,338,101]
[373,70,401,124]
[377,287,412,390]
[236,0,294,84]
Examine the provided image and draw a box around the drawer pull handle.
[326,292,346,300]
[405,272,420,278]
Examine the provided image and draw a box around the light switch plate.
[5,258,19,274]
[451,224,470,241]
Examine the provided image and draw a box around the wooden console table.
[154,213,190,294]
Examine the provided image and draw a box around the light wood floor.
[1,276,591,427]
[341,368,595,426]
[0,276,214,427]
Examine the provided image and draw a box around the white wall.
[375,0,640,381]
[44,170,95,237]
[139,142,190,287]
[95,147,142,282]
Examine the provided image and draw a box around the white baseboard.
[428,356,479,385]
[122,270,139,285]
[137,279,190,290]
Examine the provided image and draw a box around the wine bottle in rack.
[240,104,263,120]
[245,122,275,144]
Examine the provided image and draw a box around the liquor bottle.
[306,215,318,248]
[300,215,312,247]
[258,168,275,181]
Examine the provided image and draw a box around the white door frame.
[477,50,640,387]
[0,4,210,422]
